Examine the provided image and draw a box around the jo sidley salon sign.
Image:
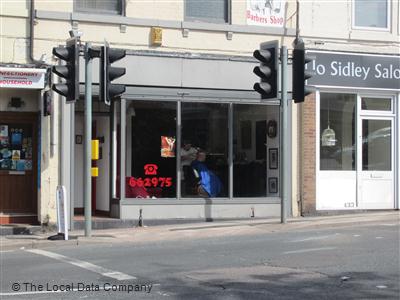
[0,67,46,89]
[247,0,285,27]
[306,51,400,90]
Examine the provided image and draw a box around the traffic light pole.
[84,42,92,237]
[280,46,288,224]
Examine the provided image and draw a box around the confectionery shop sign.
[306,51,400,90]
[0,67,46,89]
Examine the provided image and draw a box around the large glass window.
[320,93,356,171]
[126,101,176,198]
[354,0,389,29]
[233,105,279,197]
[185,0,229,23]
[75,0,123,15]
[181,103,228,198]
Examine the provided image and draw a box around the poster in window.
[161,136,176,158]
[246,0,286,27]
[268,177,278,193]
[269,148,278,169]
[0,125,8,146]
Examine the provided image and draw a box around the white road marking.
[379,224,397,226]
[289,234,339,243]
[0,250,15,253]
[353,235,360,237]
[283,247,337,255]
[375,237,384,239]
[376,285,388,289]
[27,249,136,281]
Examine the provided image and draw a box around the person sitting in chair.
[191,150,222,197]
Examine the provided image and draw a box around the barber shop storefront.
[302,51,399,213]
[73,52,282,221]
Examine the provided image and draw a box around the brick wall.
[301,93,316,215]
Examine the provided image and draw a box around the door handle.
[9,171,26,175]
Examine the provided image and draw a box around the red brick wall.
[301,93,316,215]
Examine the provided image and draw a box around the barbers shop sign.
[306,51,400,90]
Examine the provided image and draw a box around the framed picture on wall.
[268,177,278,193]
[269,148,278,169]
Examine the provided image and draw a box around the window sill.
[120,197,281,205]
[36,10,296,36]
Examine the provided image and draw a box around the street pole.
[84,42,92,237]
[280,46,288,224]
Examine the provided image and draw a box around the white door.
[358,117,394,209]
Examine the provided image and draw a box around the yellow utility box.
[91,139,99,160]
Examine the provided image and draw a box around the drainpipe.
[30,0,43,65]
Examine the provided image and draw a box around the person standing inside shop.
[181,140,198,195]
[191,150,222,198]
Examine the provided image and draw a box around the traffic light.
[292,42,314,103]
[253,41,278,99]
[100,43,126,105]
[52,38,79,102]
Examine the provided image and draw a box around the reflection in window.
[233,105,278,197]
[185,0,228,23]
[126,101,176,198]
[75,0,122,14]
[181,103,228,198]
[361,97,391,111]
[362,119,391,171]
[320,93,356,171]
[354,0,388,29]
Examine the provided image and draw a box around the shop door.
[358,117,394,209]
[0,112,38,215]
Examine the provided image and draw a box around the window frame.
[74,0,125,16]
[352,0,391,31]
[184,0,231,24]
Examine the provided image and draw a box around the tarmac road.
[0,212,399,299]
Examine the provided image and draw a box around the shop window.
[361,97,392,112]
[181,103,228,198]
[0,124,33,171]
[320,93,356,171]
[185,0,229,23]
[233,105,278,197]
[353,0,389,29]
[75,0,124,15]
[126,101,177,198]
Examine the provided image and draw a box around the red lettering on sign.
[129,177,173,188]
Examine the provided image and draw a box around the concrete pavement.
[0,211,398,251]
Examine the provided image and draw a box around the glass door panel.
[359,118,394,209]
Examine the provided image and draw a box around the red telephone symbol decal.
[144,164,158,175]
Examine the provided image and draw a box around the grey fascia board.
[36,10,295,36]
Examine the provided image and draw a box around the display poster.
[247,0,285,27]
[161,136,176,158]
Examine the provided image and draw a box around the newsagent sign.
[0,67,46,89]
[306,51,400,90]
